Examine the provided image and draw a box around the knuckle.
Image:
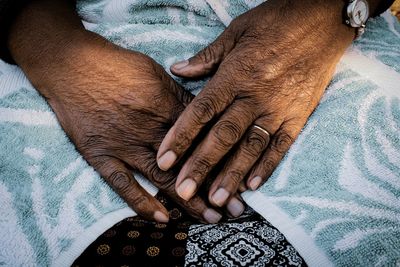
[198,45,220,68]
[191,157,212,179]
[228,15,246,35]
[87,155,108,170]
[226,170,243,187]
[174,129,193,153]
[150,172,164,187]
[77,134,105,157]
[152,171,176,190]
[182,198,204,218]
[108,170,132,194]
[130,195,149,209]
[141,160,159,181]
[136,154,176,189]
[234,58,256,76]
[244,129,268,157]
[159,178,177,193]
[271,131,294,154]
[261,158,276,176]
[191,96,217,124]
[213,120,242,148]
[229,16,241,29]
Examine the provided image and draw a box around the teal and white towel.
[243,12,400,267]
[0,0,399,266]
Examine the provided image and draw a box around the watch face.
[353,0,369,26]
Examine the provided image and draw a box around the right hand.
[16,32,223,223]
[157,0,355,211]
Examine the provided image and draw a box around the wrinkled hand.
[157,0,354,212]
[8,0,226,223]
[21,33,223,223]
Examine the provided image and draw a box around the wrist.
[13,29,102,92]
[6,0,105,96]
[13,28,91,68]
[286,0,356,44]
[325,0,385,36]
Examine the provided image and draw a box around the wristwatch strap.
[372,0,396,17]
[344,0,395,39]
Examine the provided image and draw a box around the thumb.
[160,69,194,107]
[170,78,194,107]
[170,26,238,79]
[91,155,170,223]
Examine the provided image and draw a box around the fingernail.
[157,150,177,171]
[172,60,189,70]
[212,188,230,207]
[227,198,245,217]
[154,211,169,223]
[203,209,222,224]
[176,179,197,201]
[249,176,262,191]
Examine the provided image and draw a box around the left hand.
[7,0,224,223]
[156,0,354,213]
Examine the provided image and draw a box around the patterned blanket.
[0,0,399,266]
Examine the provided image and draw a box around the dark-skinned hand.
[8,0,224,223]
[156,0,362,215]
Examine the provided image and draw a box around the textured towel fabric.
[243,11,400,267]
[0,0,399,266]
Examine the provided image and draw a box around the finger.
[170,24,240,78]
[181,194,223,224]
[159,68,194,107]
[157,76,235,171]
[238,181,247,192]
[131,150,222,224]
[247,119,305,190]
[174,101,257,201]
[208,122,271,207]
[226,194,246,218]
[92,156,169,223]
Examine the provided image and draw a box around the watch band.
[372,0,396,17]
[355,25,366,39]
[344,0,395,39]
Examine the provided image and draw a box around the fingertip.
[248,176,262,191]
[211,188,230,207]
[176,178,197,201]
[170,59,210,78]
[157,150,177,171]
[154,210,169,223]
[171,60,189,72]
[227,197,244,217]
[203,208,222,224]
[157,127,178,171]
